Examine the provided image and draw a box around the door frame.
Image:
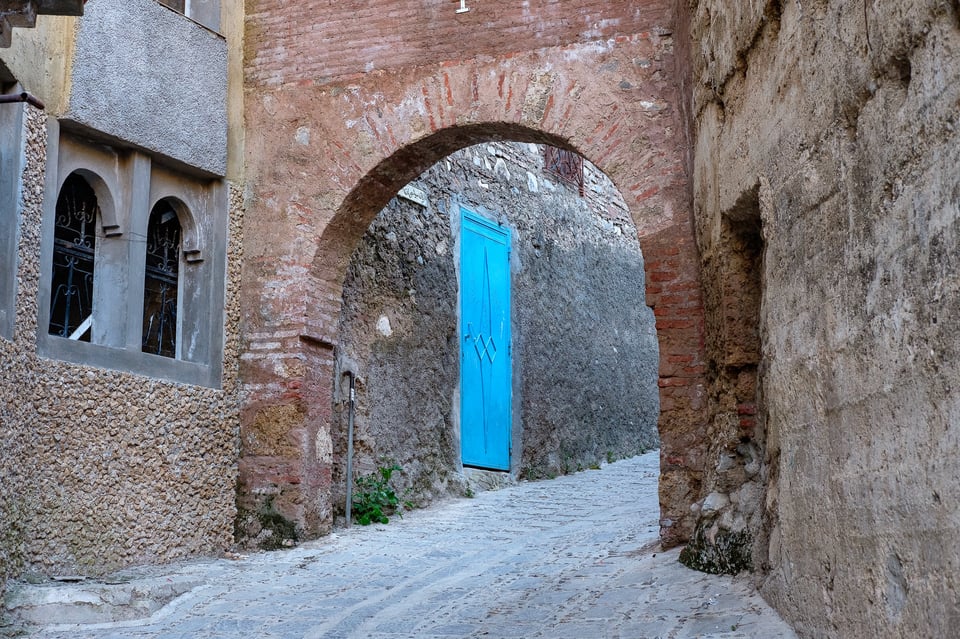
[456,203,514,472]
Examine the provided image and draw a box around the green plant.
[352,463,411,525]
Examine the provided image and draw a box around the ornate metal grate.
[49,173,97,340]
[142,201,181,358]
[544,146,585,196]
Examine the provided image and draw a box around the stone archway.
[238,35,707,549]
[331,140,663,514]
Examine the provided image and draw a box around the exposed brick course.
[241,14,709,548]
[244,0,673,88]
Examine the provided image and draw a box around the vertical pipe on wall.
[344,371,356,526]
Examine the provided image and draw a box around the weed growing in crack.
[353,463,413,525]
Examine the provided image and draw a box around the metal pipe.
[0,92,45,110]
[344,371,357,526]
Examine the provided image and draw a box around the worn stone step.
[2,573,202,626]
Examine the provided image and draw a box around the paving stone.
[20,451,795,639]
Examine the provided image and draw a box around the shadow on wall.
[682,184,766,575]
[331,141,660,515]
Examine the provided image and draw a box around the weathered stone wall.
[0,106,242,590]
[686,0,960,635]
[331,141,659,510]
[241,0,709,548]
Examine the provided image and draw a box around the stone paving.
[24,451,796,638]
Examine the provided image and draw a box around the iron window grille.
[142,200,181,358]
[544,146,585,196]
[49,173,97,341]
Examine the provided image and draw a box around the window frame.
[0,100,25,341]
[142,198,184,359]
[48,172,102,342]
[37,122,225,388]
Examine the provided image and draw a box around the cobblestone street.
[27,451,796,638]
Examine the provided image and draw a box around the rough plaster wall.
[333,141,659,510]
[66,0,228,175]
[335,193,461,509]
[688,0,960,636]
[0,107,242,592]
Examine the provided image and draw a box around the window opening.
[544,146,585,196]
[49,173,98,341]
[142,200,181,358]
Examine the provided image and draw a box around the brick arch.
[240,36,707,548]
[315,123,571,285]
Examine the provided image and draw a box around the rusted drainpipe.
[0,92,45,110]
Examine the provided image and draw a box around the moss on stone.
[679,528,753,575]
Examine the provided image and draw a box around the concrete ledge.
[3,574,201,626]
[463,467,516,494]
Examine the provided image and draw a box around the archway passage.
[329,141,662,514]
[237,34,707,549]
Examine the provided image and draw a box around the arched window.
[49,173,98,340]
[142,199,181,358]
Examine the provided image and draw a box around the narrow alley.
[17,451,795,639]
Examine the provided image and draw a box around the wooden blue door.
[460,207,512,471]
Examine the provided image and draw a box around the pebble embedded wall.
[331,141,659,511]
[0,106,242,588]
[688,0,960,636]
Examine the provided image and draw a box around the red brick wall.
[641,221,708,546]
[245,0,674,87]
[240,2,707,548]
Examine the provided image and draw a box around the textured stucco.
[0,106,242,591]
[332,141,659,512]
[65,0,228,176]
[687,0,960,636]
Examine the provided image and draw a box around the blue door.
[460,207,512,471]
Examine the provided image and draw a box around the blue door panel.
[460,207,511,471]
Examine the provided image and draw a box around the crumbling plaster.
[0,16,76,112]
[688,0,960,635]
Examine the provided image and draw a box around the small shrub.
[353,463,411,525]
